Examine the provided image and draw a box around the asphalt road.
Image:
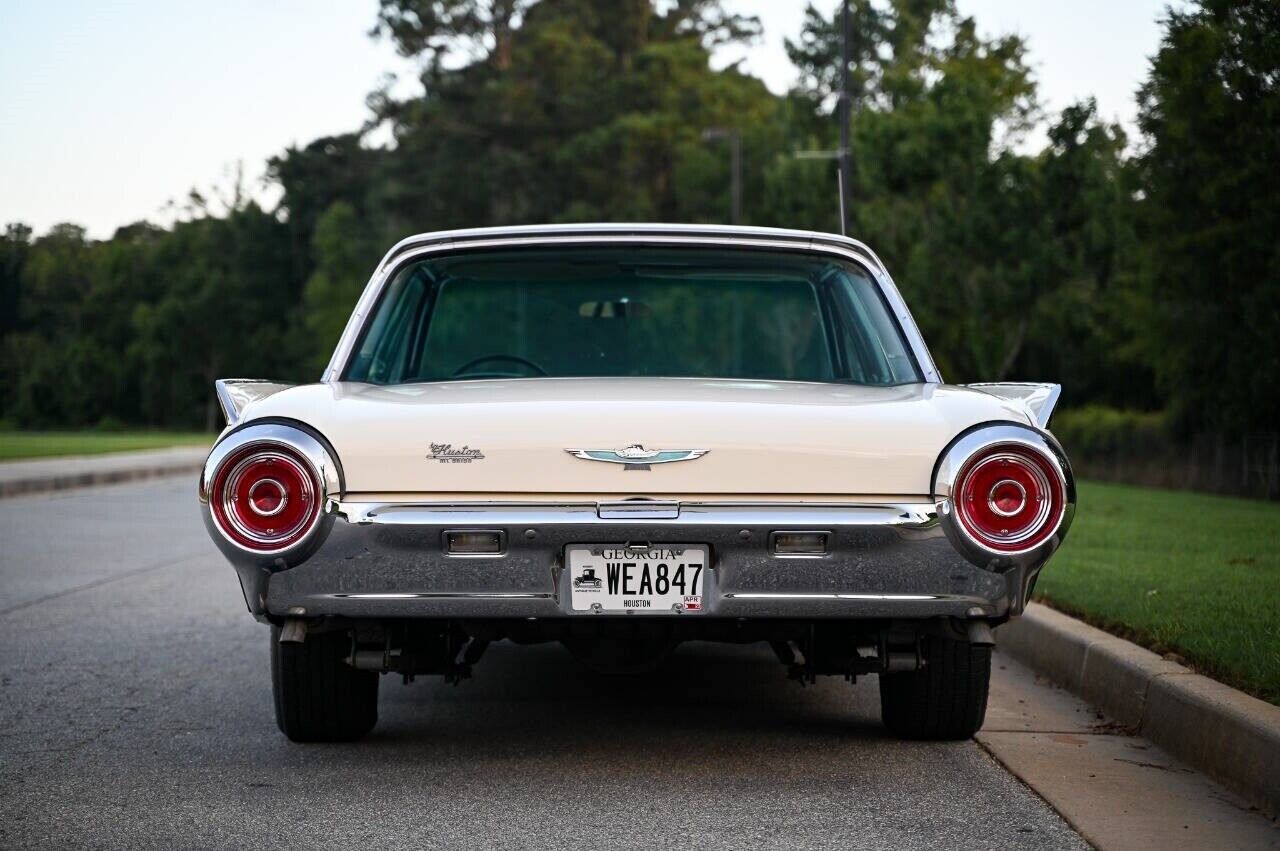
[0,477,1087,849]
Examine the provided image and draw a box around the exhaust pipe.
[279,618,307,644]
[966,620,995,647]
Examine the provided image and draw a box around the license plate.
[566,544,708,613]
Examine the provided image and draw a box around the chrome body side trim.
[725,593,943,601]
[319,225,943,385]
[330,592,553,600]
[332,501,938,528]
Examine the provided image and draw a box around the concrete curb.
[997,602,1280,820]
[0,447,207,499]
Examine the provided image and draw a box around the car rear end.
[198,225,1074,742]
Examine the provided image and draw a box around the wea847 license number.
[567,544,708,613]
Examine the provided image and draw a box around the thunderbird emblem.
[565,444,709,470]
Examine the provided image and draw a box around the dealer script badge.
[427,443,485,464]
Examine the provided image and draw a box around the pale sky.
[0,1,1172,239]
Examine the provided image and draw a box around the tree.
[131,204,296,429]
[299,202,380,375]
[785,1,891,108]
[1134,0,1280,433]
[1019,101,1153,410]
[0,224,31,339]
[3,0,1266,447]
[268,134,385,283]
[779,1,1043,380]
[373,0,534,71]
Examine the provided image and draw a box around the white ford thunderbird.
[199,224,1074,742]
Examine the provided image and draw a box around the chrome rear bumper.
[212,499,1059,623]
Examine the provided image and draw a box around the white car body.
[235,378,1042,498]
[198,224,1075,742]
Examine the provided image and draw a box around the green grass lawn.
[0,430,212,461]
[1038,481,1280,704]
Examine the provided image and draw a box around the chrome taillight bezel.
[934,423,1075,562]
[199,422,341,560]
[211,445,321,552]
[953,445,1065,552]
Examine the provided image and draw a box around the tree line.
[1,0,1275,440]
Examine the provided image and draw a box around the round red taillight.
[209,444,321,552]
[954,444,1065,553]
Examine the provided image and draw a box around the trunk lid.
[244,378,1031,496]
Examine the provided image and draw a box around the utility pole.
[837,0,852,235]
[791,1,855,235]
[729,130,742,226]
[702,128,742,225]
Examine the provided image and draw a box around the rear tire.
[878,636,990,740]
[271,626,379,742]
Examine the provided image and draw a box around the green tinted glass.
[344,246,920,385]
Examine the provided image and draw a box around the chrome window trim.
[320,226,942,385]
[378,223,892,274]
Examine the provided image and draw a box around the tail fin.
[215,379,295,426]
[964,382,1061,428]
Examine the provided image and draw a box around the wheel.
[271,626,379,742]
[878,636,990,740]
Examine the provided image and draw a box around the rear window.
[344,246,920,386]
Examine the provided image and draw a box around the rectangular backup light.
[444,530,505,555]
[771,531,828,556]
